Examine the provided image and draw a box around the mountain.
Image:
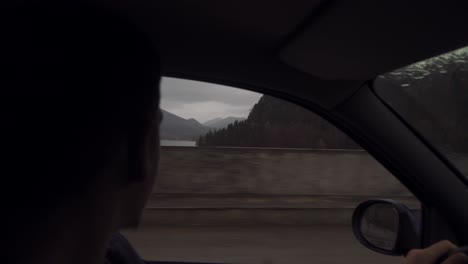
[203,118,223,127]
[197,95,359,149]
[160,110,210,141]
[203,117,246,129]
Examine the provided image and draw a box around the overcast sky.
[160,77,263,123]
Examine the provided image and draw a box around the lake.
[161,140,197,147]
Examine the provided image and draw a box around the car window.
[374,46,468,180]
[123,77,417,264]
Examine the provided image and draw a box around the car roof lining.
[106,0,468,109]
[280,1,468,80]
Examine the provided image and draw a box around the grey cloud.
[160,77,262,122]
[161,77,262,107]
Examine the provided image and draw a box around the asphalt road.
[123,225,402,264]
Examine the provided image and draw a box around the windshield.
[374,46,468,179]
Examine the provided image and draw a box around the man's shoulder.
[106,233,146,264]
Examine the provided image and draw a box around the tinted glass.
[375,46,468,179]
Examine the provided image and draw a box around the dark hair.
[1,2,161,211]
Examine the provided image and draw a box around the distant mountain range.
[160,110,209,141]
[160,110,245,141]
[203,117,246,129]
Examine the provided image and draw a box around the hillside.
[197,95,359,149]
[203,118,222,127]
[203,116,246,129]
[160,110,209,140]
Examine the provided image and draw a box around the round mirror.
[360,203,399,251]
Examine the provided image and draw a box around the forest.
[197,95,359,149]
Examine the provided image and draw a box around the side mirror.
[352,199,421,256]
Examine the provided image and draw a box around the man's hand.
[404,240,468,264]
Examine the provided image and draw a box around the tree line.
[197,95,359,149]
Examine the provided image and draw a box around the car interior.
[15,0,468,263]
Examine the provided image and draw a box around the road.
[123,225,402,264]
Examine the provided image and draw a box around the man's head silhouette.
[2,2,161,263]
